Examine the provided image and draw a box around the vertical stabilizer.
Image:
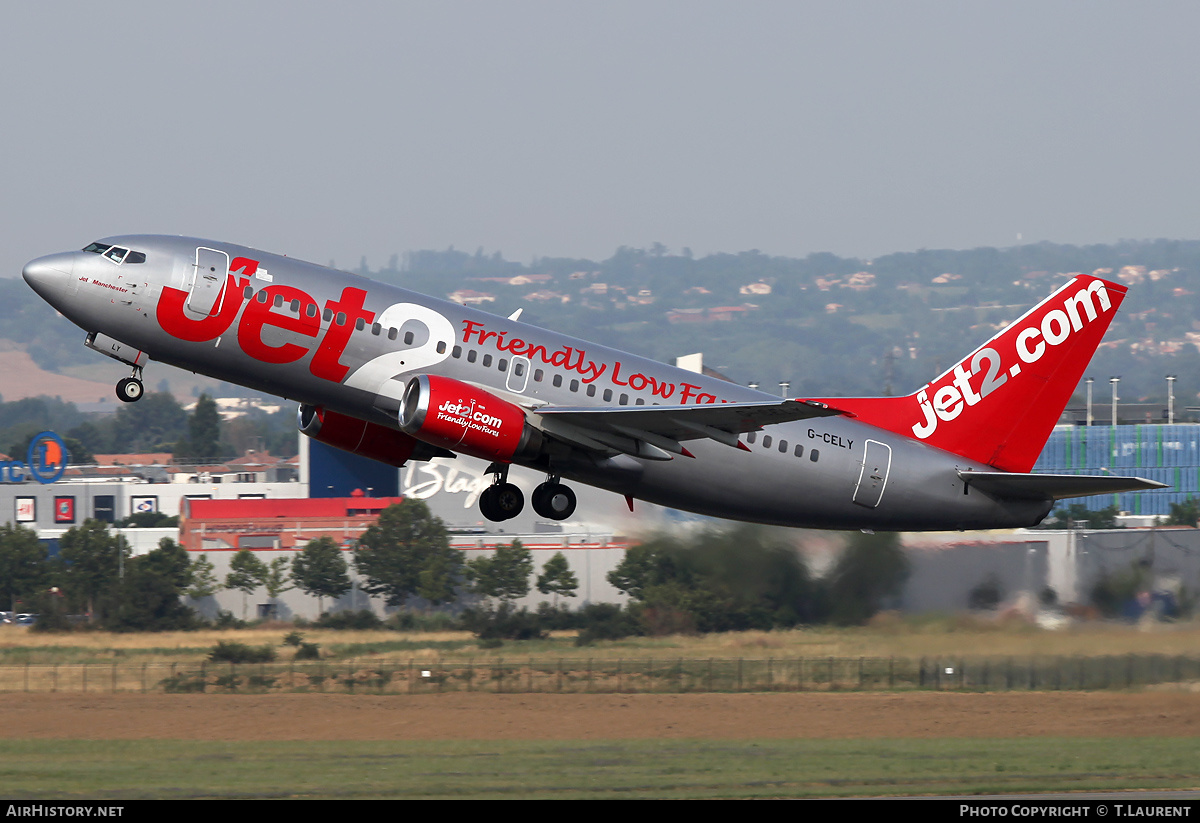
[811,275,1126,472]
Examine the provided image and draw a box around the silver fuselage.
[23,235,1052,530]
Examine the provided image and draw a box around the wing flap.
[533,398,843,456]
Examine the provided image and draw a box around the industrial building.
[1,424,1198,620]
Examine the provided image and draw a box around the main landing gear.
[478,465,577,523]
[532,478,576,520]
[115,368,145,403]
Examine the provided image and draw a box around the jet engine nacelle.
[399,374,542,462]
[298,404,436,467]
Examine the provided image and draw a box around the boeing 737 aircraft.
[22,236,1164,530]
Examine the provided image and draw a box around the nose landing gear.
[115,368,145,403]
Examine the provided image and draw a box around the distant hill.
[0,342,113,404]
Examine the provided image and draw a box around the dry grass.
[3,616,1199,666]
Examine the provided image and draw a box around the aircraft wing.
[532,399,844,460]
[958,470,1169,501]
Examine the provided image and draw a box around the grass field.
[0,737,1196,799]
[3,616,1200,665]
[2,619,1197,799]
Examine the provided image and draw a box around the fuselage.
[22,235,1053,530]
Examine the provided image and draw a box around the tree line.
[0,392,298,464]
[0,499,911,639]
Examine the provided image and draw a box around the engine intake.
[399,374,541,462]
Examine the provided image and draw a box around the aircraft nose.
[22,253,75,300]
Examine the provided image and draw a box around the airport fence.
[0,654,1197,695]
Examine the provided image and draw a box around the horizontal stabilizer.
[959,470,1168,501]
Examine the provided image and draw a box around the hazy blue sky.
[5,1,1200,278]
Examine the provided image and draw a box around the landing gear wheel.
[479,483,524,522]
[116,377,144,403]
[492,482,524,520]
[532,482,577,520]
[479,486,502,521]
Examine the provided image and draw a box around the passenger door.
[188,247,230,316]
[853,439,892,508]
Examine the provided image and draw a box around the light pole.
[1110,377,1120,426]
[779,380,790,398]
[1167,375,1177,424]
[1085,377,1094,427]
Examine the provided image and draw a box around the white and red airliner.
[22,236,1164,529]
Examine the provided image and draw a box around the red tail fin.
[811,275,1126,472]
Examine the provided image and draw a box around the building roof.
[183,496,406,520]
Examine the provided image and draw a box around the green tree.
[467,540,534,605]
[0,523,48,613]
[416,551,461,607]
[607,526,818,633]
[823,531,910,626]
[108,538,195,631]
[186,554,221,601]
[536,551,579,606]
[225,549,268,619]
[291,537,352,614]
[57,520,130,622]
[354,501,461,609]
[111,392,188,453]
[1038,503,1122,530]
[1166,498,1200,527]
[262,557,295,618]
[176,393,225,461]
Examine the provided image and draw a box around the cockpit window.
[82,242,145,264]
